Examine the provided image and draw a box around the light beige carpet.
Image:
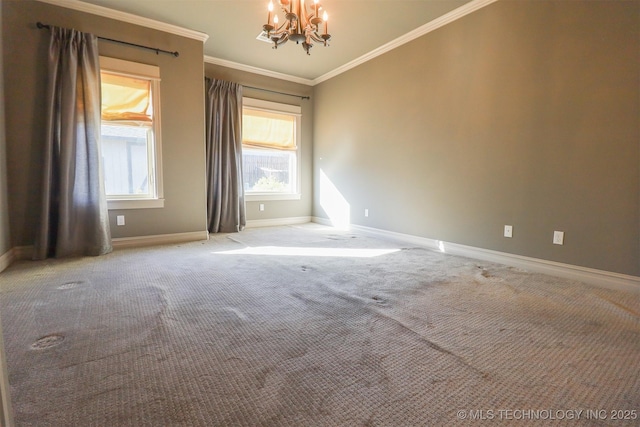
[0,224,638,426]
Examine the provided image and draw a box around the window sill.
[245,193,301,202]
[107,198,165,210]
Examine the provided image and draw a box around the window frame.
[242,97,302,202]
[99,56,164,210]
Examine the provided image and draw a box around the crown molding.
[35,0,209,42]
[313,0,499,85]
[205,0,498,86]
[204,56,315,86]
[37,0,497,84]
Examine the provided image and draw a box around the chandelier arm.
[275,33,290,45]
[302,3,322,33]
[299,1,310,27]
[277,1,290,16]
[311,32,331,45]
[309,32,324,43]
[270,21,290,36]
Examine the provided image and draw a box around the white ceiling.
[76,0,475,82]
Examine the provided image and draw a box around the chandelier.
[261,0,331,55]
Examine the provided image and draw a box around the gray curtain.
[205,78,246,233]
[34,27,112,259]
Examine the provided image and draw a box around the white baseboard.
[6,232,209,262]
[1,232,209,265]
[112,230,209,249]
[0,249,15,273]
[245,216,311,229]
[8,232,210,259]
[311,217,640,291]
[311,216,333,227]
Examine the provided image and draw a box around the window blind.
[242,108,296,151]
[101,72,152,123]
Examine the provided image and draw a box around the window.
[242,98,301,200]
[99,57,163,209]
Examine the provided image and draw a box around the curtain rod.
[244,85,310,100]
[36,22,179,57]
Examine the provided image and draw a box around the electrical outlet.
[364,209,369,217]
[504,225,513,238]
[116,215,125,226]
[553,231,564,245]
[259,203,265,212]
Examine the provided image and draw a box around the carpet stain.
[592,294,640,318]
[56,281,83,290]
[371,295,388,306]
[475,267,503,283]
[30,334,65,350]
[326,234,357,240]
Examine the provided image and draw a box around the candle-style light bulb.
[323,11,328,34]
[274,14,279,26]
[314,0,319,16]
[267,1,273,25]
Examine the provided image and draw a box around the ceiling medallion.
[260,0,331,55]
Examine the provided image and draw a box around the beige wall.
[205,63,313,222]
[0,2,9,258]
[313,1,639,276]
[3,0,207,245]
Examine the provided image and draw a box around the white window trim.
[242,97,302,202]
[100,56,164,210]
[107,199,164,209]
